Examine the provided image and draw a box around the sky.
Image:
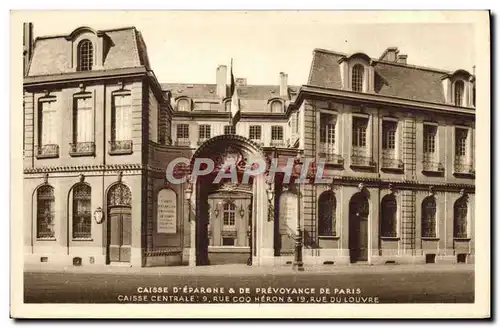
[24,11,476,86]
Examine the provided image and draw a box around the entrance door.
[108,207,131,263]
[349,193,369,262]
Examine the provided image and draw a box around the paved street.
[24,264,474,304]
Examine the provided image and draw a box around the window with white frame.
[271,100,283,113]
[423,124,437,161]
[177,99,190,112]
[73,95,93,144]
[176,124,189,139]
[352,117,368,148]
[224,125,236,135]
[454,81,465,107]
[455,128,468,158]
[320,113,336,153]
[352,64,364,92]
[77,39,93,72]
[271,126,283,141]
[112,93,132,142]
[223,202,236,230]
[199,124,211,140]
[39,99,58,147]
[249,125,262,141]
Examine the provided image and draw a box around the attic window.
[78,39,93,71]
[352,64,364,92]
[270,100,283,113]
[177,99,190,112]
[454,80,465,107]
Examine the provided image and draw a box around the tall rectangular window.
[423,125,437,156]
[199,125,211,140]
[73,96,93,143]
[455,128,468,160]
[271,126,283,140]
[320,113,336,148]
[177,124,189,139]
[249,125,262,141]
[224,125,236,135]
[39,100,57,146]
[382,121,397,151]
[352,117,368,148]
[112,93,132,141]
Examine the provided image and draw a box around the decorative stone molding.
[79,173,85,183]
[24,163,144,174]
[117,171,123,183]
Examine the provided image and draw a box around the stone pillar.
[255,175,274,265]
[188,180,197,267]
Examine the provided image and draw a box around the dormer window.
[177,98,190,112]
[78,39,93,71]
[454,80,465,107]
[352,64,364,92]
[270,100,283,113]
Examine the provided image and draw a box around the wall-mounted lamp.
[239,204,245,218]
[214,202,221,218]
[93,207,104,224]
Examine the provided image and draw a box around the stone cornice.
[24,163,144,174]
[292,85,476,118]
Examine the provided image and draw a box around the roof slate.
[27,27,146,76]
[307,48,459,105]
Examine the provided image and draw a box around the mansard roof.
[307,48,473,105]
[161,83,299,113]
[27,26,150,76]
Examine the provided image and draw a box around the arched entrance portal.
[349,192,369,263]
[190,135,267,266]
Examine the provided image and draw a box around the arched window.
[177,99,190,112]
[454,196,468,238]
[223,202,236,229]
[454,80,464,106]
[381,194,397,237]
[37,185,55,239]
[78,39,93,71]
[270,101,283,113]
[72,184,91,239]
[108,183,132,207]
[352,64,364,92]
[318,191,336,236]
[421,196,437,238]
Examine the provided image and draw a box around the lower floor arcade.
[23,137,475,268]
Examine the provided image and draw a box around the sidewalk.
[24,262,474,276]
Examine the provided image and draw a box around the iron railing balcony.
[454,157,475,176]
[350,147,376,169]
[318,143,344,166]
[69,141,95,157]
[270,139,286,147]
[197,138,209,146]
[108,140,133,155]
[422,154,444,174]
[175,139,191,147]
[381,150,404,172]
[36,144,59,159]
[250,139,264,147]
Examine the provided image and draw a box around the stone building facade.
[23,25,475,268]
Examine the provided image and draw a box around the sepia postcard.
[10,10,491,319]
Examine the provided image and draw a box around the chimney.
[23,22,34,76]
[279,72,288,97]
[397,54,408,64]
[379,47,399,62]
[216,65,227,98]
